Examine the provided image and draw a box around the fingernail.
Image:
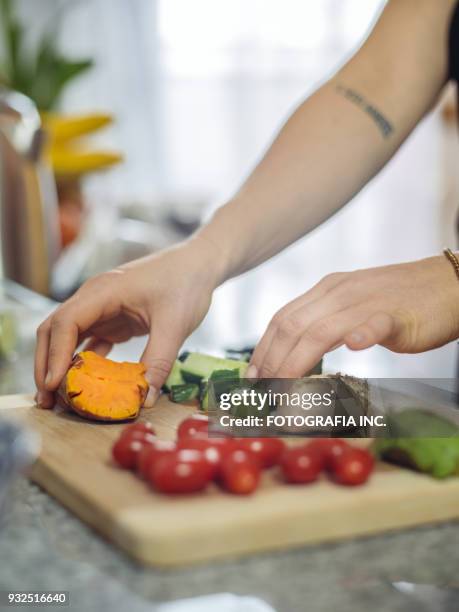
[45,371,53,387]
[246,365,258,379]
[144,386,158,408]
[349,332,364,344]
[36,391,53,409]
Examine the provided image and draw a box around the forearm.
[195,0,455,284]
[198,78,406,280]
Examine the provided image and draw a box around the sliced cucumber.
[181,352,248,383]
[163,360,185,391]
[209,368,241,396]
[200,369,242,411]
[210,368,240,380]
[181,370,203,384]
[225,346,254,363]
[170,383,200,404]
[307,359,323,376]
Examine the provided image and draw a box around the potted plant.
[0,0,122,248]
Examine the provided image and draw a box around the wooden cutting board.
[1,393,459,567]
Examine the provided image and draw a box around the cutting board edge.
[113,494,459,567]
[71,470,459,567]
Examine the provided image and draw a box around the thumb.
[140,323,182,407]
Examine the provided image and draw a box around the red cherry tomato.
[306,438,349,469]
[178,434,234,478]
[136,439,177,479]
[112,432,156,469]
[280,447,323,484]
[177,414,209,439]
[220,449,261,495]
[233,438,285,469]
[120,422,155,438]
[332,447,374,486]
[150,449,213,494]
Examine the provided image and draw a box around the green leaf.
[33,58,93,111]
[0,0,36,99]
[8,21,21,72]
[5,21,34,94]
[48,57,93,110]
[0,0,22,83]
[55,58,93,88]
[0,0,13,26]
[0,0,94,111]
[29,33,93,110]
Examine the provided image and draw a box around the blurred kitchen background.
[1,0,459,394]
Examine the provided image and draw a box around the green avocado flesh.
[374,409,459,479]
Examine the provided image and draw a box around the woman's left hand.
[249,255,459,378]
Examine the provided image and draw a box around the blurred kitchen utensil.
[0,305,17,362]
[0,89,60,295]
[0,279,57,395]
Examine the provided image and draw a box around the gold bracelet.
[443,248,459,281]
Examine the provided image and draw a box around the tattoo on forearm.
[335,84,394,139]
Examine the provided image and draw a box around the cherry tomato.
[178,434,234,478]
[150,449,213,494]
[280,447,323,484]
[306,438,349,469]
[177,414,209,439]
[332,447,374,486]
[136,439,177,479]
[112,432,156,469]
[220,449,261,495]
[233,438,285,469]
[121,422,155,438]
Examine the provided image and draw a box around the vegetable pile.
[111,415,375,495]
[53,349,322,422]
[164,350,323,410]
[164,352,250,410]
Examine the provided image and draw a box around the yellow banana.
[42,112,114,143]
[49,147,123,176]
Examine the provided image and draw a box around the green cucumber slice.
[163,360,185,391]
[181,352,248,383]
[170,383,200,404]
[200,369,241,411]
[225,346,254,363]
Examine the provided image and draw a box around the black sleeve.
[450,1,459,81]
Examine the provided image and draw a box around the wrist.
[190,203,246,286]
[182,229,232,290]
[438,251,459,339]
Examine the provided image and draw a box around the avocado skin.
[373,409,459,479]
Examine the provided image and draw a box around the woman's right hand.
[34,237,223,409]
